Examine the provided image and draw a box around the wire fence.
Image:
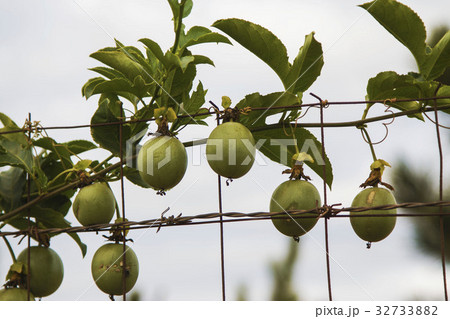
[0,94,449,301]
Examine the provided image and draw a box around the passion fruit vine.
[16,246,64,298]
[270,180,321,239]
[350,187,397,243]
[91,243,139,296]
[206,121,256,179]
[73,182,116,226]
[137,135,187,191]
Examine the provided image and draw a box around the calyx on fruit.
[350,187,397,244]
[270,180,321,239]
[282,152,314,180]
[16,246,64,297]
[360,159,394,190]
[137,135,187,192]
[73,182,116,226]
[91,243,139,296]
[206,121,256,179]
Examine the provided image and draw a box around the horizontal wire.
[1,200,449,238]
[1,96,450,136]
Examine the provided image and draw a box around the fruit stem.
[114,198,122,220]
[2,237,17,263]
[360,127,377,162]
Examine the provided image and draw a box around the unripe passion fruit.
[350,187,397,243]
[206,122,256,179]
[270,180,321,237]
[137,135,187,191]
[91,243,139,296]
[73,182,115,226]
[17,246,64,297]
[0,288,35,301]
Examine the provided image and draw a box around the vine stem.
[360,127,377,161]
[92,154,114,173]
[2,237,17,263]
[172,0,186,54]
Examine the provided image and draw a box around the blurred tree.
[270,239,300,301]
[392,161,450,257]
[236,239,300,300]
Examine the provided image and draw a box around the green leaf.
[90,95,131,156]
[192,55,215,67]
[359,0,427,70]
[123,166,151,188]
[90,49,144,82]
[171,82,209,132]
[180,56,195,72]
[422,31,450,80]
[63,140,97,154]
[212,18,290,80]
[0,113,28,146]
[82,77,106,99]
[366,71,423,120]
[34,137,72,161]
[252,127,333,188]
[284,32,324,93]
[436,85,450,114]
[235,91,299,127]
[0,138,33,173]
[167,0,193,20]
[180,26,231,50]
[89,66,127,80]
[0,167,26,212]
[139,38,168,67]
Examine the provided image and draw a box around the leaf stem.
[3,237,17,263]
[360,127,377,161]
[361,104,372,120]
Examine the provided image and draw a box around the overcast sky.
[1,0,449,301]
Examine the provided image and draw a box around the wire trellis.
[0,94,449,301]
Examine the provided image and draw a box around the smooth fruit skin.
[0,288,35,301]
[137,136,187,190]
[206,122,256,179]
[270,180,321,237]
[73,182,115,226]
[17,246,64,297]
[350,187,397,242]
[91,243,139,296]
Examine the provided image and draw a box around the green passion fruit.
[270,180,321,238]
[0,288,35,301]
[350,187,397,243]
[17,246,64,297]
[91,243,139,296]
[137,135,187,191]
[73,182,115,226]
[206,122,256,179]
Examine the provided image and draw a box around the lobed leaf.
[252,127,333,188]
[213,18,290,80]
[284,32,324,94]
[360,0,427,70]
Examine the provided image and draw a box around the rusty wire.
[1,200,449,239]
[1,96,450,136]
